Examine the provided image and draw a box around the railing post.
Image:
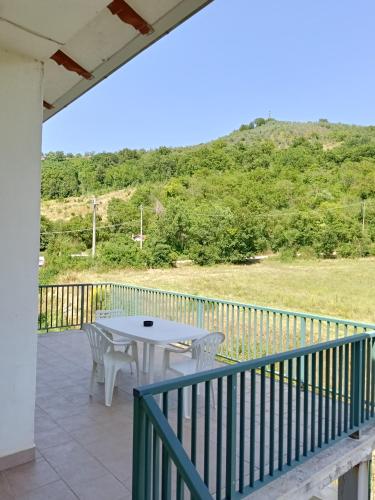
[133,392,146,500]
[300,317,306,383]
[80,284,85,329]
[197,300,204,328]
[226,374,237,499]
[300,317,306,348]
[110,283,115,310]
[350,340,363,439]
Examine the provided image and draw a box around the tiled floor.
[0,330,164,500]
[0,331,337,499]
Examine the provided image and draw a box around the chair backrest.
[83,323,112,365]
[192,332,225,372]
[95,309,124,320]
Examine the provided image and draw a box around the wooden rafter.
[43,100,54,110]
[107,0,153,35]
[50,50,93,80]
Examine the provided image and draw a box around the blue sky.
[43,0,375,153]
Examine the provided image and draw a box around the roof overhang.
[0,0,213,121]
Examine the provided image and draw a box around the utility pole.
[362,200,366,235]
[140,204,143,249]
[92,197,99,257]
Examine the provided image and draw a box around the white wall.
[0,48,43,459]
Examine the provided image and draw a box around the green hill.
[220,118,374,149]
[40,119,375,280]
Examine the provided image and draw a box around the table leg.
[143,342,149,373]
[148,344,155,384]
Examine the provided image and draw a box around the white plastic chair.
[83,323,139,407]
[162,332,225,417]
[95,309,124,320]
[95,309,129,347]
[95,309,133,365]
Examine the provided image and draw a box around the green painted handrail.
[38,282,375,363]
[133,332,375,499]
[39,281,375,330]
[133,395,211,499]
[36,283,375,498]
[134,332,375,396]
[110,282,375,329]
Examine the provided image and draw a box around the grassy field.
[57,257,375,324]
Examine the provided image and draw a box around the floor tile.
[3,332,239,499]
[0,472,12,499]
[69,473,129,500]
[55,414,97,433]
[42,441,108,486]
[16,479,77,500]
[35,426,72,451]
[3,458,58,496]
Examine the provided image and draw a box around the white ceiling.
[0,0,213,121]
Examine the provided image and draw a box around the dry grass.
[57,257,375,324]
[41,188,134,221]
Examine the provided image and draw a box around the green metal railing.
[38,283,112,330]
[133,332,375,499]
[37,283,375,497]
[39,283,375,363]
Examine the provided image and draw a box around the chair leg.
[162,352,169,379]
[132,343,139,383]
[134,359,140,386]
[95,364,105,384]
[89,361,97,397]
[104,362,118,407]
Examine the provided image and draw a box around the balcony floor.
[0,330,226,500]
[0,331,339,499]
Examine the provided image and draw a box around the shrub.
[99,236,145,268]
[190,244,219,266]
[279,248,296,261]
[146,242,175,268]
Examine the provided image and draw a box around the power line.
[190,200,375,220]
[40,221,134,235]
[40,199,375,236]
[247,201,374,220]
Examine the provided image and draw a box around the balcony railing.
[133,332,375,499]
[37,283,375,497]
[39,282,375,362]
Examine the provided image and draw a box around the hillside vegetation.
[41,189,134,221]
[40,118,375,282]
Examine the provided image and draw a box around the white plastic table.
[95,315,208,383]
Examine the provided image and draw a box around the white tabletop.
[95,315,208,344]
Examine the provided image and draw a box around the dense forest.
[40,119,375,281]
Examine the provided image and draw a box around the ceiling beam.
[43,100,54,110]
[50,50,93,80]
[107,0,153,35]
[44,0,214,121]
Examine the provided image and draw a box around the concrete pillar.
[0,48,43,469]
[338,460,370,500]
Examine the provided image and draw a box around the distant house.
[131,234,146,242]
